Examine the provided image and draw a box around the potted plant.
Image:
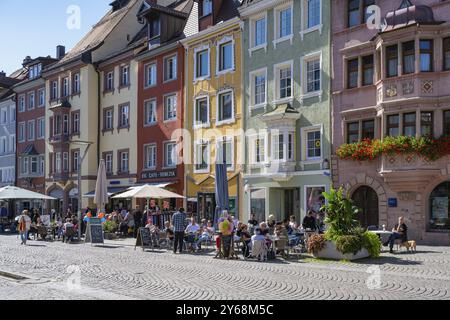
[103,220,118,240]
[308,187,381,261]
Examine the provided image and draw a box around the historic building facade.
[240,0,332,224]
[332,0,450,245]
[0,71,21,188]
[42,0,143,213]
[13,55,58,210]
[182,0,244,220]
[135,0,197,211]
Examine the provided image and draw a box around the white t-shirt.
[251,234,266,242]
[185,224,200,234]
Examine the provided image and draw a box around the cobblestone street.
[0,234,449,300]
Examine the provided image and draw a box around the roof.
[216,0,241,22]
[382,0,443,33]
[49,0,140,69]
[21,144,39,156]
[261,104,300,122]
[138,0,190,19]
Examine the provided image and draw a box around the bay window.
[444,110,450,136]
[420,40,433,72]
[386,45,398,78]
[444,37,450,71]
[386,114,399,137]
[347,58,358,89]
[420,112,433,136]
[402,41,415,74]
[362,120,375,140]
[403,113,416,137]
[362,55,374,86]
[272,131,295,162]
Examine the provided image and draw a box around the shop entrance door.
[352,186,379,228]
[198,193,216,222]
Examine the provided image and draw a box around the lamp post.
[70,140,93,240]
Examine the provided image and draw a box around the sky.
[0,0,112,75]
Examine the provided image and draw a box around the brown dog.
[400,240,417,252]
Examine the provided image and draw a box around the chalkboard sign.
[135,227,152,251]
[85,220,104,245]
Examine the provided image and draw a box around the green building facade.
[239,0,332,224]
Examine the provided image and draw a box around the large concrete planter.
[314,241,369,261]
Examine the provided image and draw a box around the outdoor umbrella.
[0,186,56,200]
[112,184,185,211]
[93,159,108,213]
[214,162,229,224]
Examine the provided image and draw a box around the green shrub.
[335,235,363,255]
[103,220,118,233]
[307,234,326,254]
[362,231,382,258]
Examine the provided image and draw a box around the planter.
[313,241,369,261]
[104,232,117,240]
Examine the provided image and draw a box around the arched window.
[429,182,450,231]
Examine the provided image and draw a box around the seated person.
[163,221,175,241]
[145,221,160,247]
[259,222,272,248]
[283,219,293,235]
[185,217,200,250]
[274,224,289,255]
[234,222,244,242]
[240,224,252,258]
[302,211,317,231]
[62,219,75,242]
[384,217,408,254]
[195,224,214,251]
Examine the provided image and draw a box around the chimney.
[22,56,32,67]
[56,45,66,60]
[0,71,5,78]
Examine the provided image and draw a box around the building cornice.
[239,0,290,18]
[181,17,241,48]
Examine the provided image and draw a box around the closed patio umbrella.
[94,159,108,213]
[214,162,229,224]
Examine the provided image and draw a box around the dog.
[400,240,417,252]
[252,240,268,261]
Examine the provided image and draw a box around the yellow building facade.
[183,17,244,220]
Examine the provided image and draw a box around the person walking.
[18,210,31,245]
[172,208,187,254]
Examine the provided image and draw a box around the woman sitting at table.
[259,222,272,249]
[239,224,252,258]
[195,222,214,251]
[185,217,200,251]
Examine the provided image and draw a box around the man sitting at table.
[195,222,214,251]
[185,217,200,251]
[303,211,317,231]
[384,217,408,254]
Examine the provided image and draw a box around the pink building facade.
[331,0,450,245]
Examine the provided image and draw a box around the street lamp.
[70,140,93,240]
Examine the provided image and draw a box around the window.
[51,80,58,100]
[387,114,399,136]
[0,137,6,154]
[347,59,359,89]
[363,0,375,23]
[420,40,433,72]
[429,181,450,231]
[421,111,433,136]
[253,17,266,47]
[347,121,366,144]
[362,55,374,86]
[72,151,79,172]
[73,73,80,93]
[63,152,69,172]
[444,110,450,135]
[306,57,321,93]
[144,100,157,126]
[72,112,80,134]
[119,104,130,128]
[275,62,292,100]
[218,40,233,73]
[0,108,6,125]
[38,89,45,107]
[164,95,177,121]
[37,118,45,139]
[402,41,415,74]
[362,120,375,140]
[307,130,321,159]
[194,96,209,127]
[164,55,177,82]
[144,144,157,170]
[272,131,295,162]
[105,71,114,91]
[62,77,69,97]
[39,156,44,175]
[63,115,69,134]
[149,17,160,38]
[250,69,267,107]
[105,153,113,174]
[18,123,25,142]
[403,113,416,137]
[217,137,233,169]
[444,38,450,71]
[251,135,266,164]
[9,135,15,153]
[54,115,62,135]
[10,106,15,122]
[273,134,284,161]
[386,45,398,78]
[164,142,177,168]
[120,65,130,87]
[27,120,35,141]
[18,95,25,112]
[119,151,129,173]
[28,92,35,110]
[348,0,360,27]
[202,0,212,16]
[21,157,29,175]
[194,140,209,172]
[145,63,157,87]
[195,47,210,79]
[217,91,233,123]
[278,7,292,39]
[307,0,321,29]
[56,153,61,174]
[104,108,114,130]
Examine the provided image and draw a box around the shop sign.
[141,170,177,180]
